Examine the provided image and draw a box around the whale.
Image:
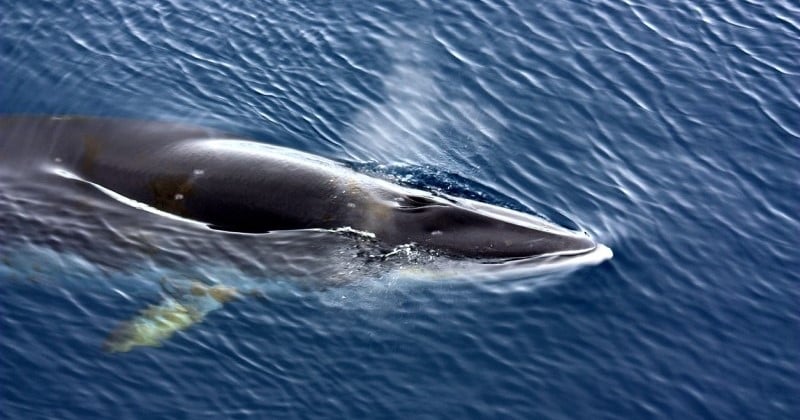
[0,115,596,259]
[0,115,608,351]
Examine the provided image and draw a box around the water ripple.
[2,0,799,418]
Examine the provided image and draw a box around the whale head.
[375,192,597,259]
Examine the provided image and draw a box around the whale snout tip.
[596,243,613,260]
[537,231,613,266]
[554,231,598,255]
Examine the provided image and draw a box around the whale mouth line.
[479,243,613,272]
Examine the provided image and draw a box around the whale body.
[0,115,597,259]
[0,115,610,351]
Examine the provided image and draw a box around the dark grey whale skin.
[0,115,596,259]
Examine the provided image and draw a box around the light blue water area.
[1,0,798,418]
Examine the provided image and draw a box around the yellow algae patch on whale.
[149,174,195,216]
[103,282,239,353]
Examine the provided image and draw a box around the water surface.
[1,0,798,418]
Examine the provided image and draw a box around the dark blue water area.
[1,0,799,418]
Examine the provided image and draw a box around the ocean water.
[1,0,798,418]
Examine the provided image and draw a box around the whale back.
[0,116,360,232]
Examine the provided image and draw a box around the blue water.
[1,0,798,418]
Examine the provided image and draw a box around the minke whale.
[0,115,597,258]
[0,115,608,351]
